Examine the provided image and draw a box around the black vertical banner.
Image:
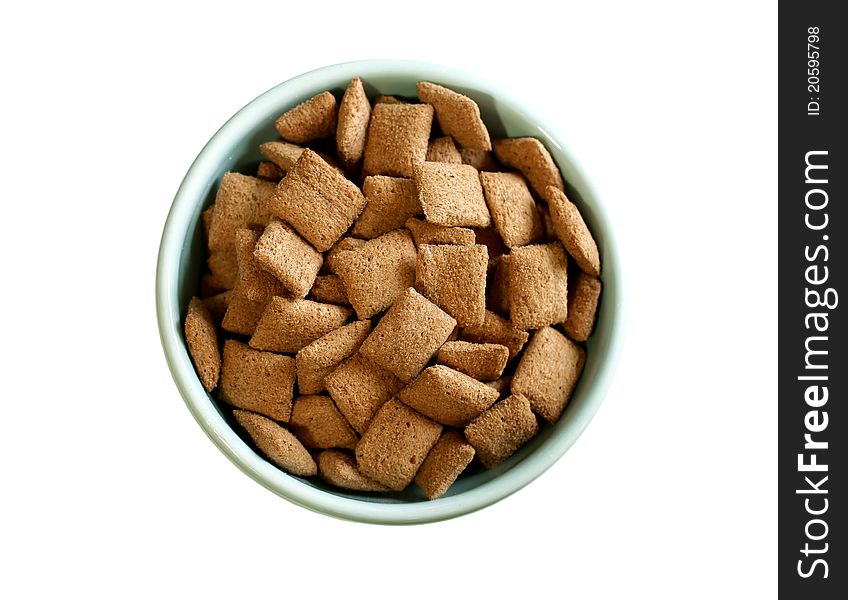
[779,4,846,598]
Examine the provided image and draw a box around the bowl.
[156,59,624,524]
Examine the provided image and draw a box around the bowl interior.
[159,60,623,523]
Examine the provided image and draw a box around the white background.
[1,1,776,598]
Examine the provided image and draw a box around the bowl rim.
[156,58,625,525]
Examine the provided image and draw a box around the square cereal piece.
[508,242,569,330]
[563,271,602,342]
[426,136,462,164]
[417,82,492,151]
[184,297,220,392]
[359,287,457,382]
[363,103,434,178]
[484,374,512,396]
[317,450,390,492]
[511,326,585,423]
[355,398,443,491]
[336,77,371,170]
[324,237,366,273]
[249,297,352,353]
[220,340,296,422]
[437,341,509,382]
[221,291,270,336]
[414,162,491,227]
[398,365,498,427]
[493,137,564,198]
[207,172,276,252]
[333,229,417,319]
[200,273,224,298]
[464,394,538,468]
[233,410,316,476]
[256,160,284,181]
[460,310,530,361]
[325,353,404,434]
[415,431,475,499]
[234,228,285,302]
[309,274,349,306]
[461,148,500,172]
[269,149,367,252]
[480,172,544,248]
[253,219,322,298]
[295,320,372,394]
[207,246,239,290]
[416,244,488,327]
[274,91,338,143]
[487,254,510,316]
[352,176,421,239]
[543,186,601,277]
[405,217,475,248]
[289,395,359,450]
[537,202,559,241]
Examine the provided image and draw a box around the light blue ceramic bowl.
[156,59,624,524]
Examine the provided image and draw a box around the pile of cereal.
[184,78,602,499]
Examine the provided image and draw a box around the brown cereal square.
[352,176,421,239]
[359,288,457,383]
[405,217,475,247]
[363,103,434,178]
[336,77,371,170]
[415,431,475,499]
[414,162,491,227]
[207,246,239,290]
[416,244,488,327]
[436,341,509,382]
[233,410,316,476]
[295,320,372,394]
[508,243,569,330]
[417,82,492,151]
[220,340,296,422]
[543,185,601,277]
[184,297,220,392]
[325,353,404,434]
[309,274,350,306]
[332,229,417,319]
[511,326,585,423]
[289,395,359,450]
[493,137,565,198]
[207,172,275,252]
[563,271,602,342]
[234,228,285,302]
[398,365,499,427]
[464,394,538,468]
[275,91,338,143]
[253,219,323,298]
[480,171,544,248]
[249,296,352,353]
[269,149,367,252]
[460,310,530,361]
[426,136,462,164]
[317,450,390,492]
[355,398,443,491]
